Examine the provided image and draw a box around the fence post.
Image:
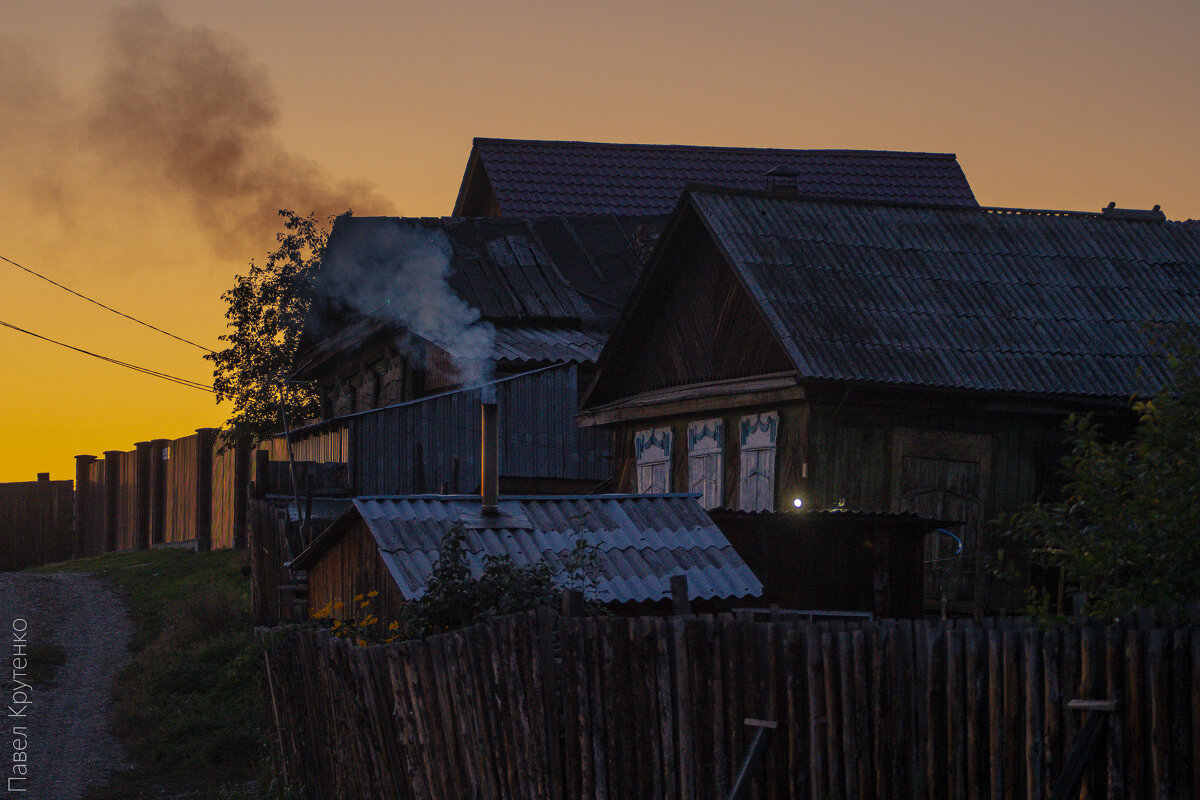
[195,428,217,552]
[103,450,122,553]
[134,441,152,550]
[254,449,271,498]
[233,436,251,549]
[671,574,691,616]
[73,455,96,557]
[149,439,169,546]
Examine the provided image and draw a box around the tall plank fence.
[0,477,73,571]
[259,611,1200,800]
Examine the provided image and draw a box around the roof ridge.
[473,136,959,160]
[687,184,1184,221]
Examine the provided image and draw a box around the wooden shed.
[291,494,763,627]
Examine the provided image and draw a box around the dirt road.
[0,572,133,799]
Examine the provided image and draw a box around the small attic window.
[635,427,672,494]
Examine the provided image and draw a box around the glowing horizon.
[3,0,1198,483]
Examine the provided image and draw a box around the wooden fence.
[0,477,73,571]
[259,611,1200,800]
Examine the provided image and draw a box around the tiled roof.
[295,494,763,605]
[689,189,1200,399]
[455,138,978,216]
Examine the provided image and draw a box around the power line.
[0,253,216,353]
[0,319,214,392]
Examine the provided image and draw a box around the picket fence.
[259,610,1200,800]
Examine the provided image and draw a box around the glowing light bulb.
[792,497,803,509]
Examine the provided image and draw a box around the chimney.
[480,385,499,515]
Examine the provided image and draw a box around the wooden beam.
[579,372,804,427]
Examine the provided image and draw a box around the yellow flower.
[355,638,367,647]
[333,601,344,610]
[354,593,364,602]
[388,621,400,631]
[367,590,379,598]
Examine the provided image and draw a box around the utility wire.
[0,253,216,353]
[0,319,214,392]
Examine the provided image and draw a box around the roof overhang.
[578,371,804,427]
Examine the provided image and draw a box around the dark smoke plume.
[5,2,392,258]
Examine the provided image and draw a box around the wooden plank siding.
[609,394,1072,611]
[305,520,404,631]
[79,458,107,556]
[0,479,73,571]
[589,216,793,405]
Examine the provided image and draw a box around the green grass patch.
[33,549,289,799]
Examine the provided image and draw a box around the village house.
[281,139,981,497]
[577,186,1200,612]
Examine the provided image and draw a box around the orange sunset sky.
[2,0,1198,484]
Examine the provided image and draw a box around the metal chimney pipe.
[481,386,499,515]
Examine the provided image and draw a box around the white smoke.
[321,220,495,385]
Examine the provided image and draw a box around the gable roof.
[586,188,1200,406]
[292,494,763,604]
[454,138,979,217]
[298,214,654,369]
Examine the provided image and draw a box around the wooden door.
[891,429,992,604]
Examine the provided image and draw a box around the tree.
[997,332,1200,617]
[206,210,338,447]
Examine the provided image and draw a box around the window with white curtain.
[635,427,672,494]
[687,419,723,509]
[738,411,778,511]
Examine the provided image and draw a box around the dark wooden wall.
[306,521,404,629]
[610,391,1087,611]
[0,479,73,571]
[589,218,791,405]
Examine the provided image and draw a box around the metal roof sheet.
[689,191,1200,399]
[323,494,762,604]
[459,138,979,216]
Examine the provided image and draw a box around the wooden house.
[578,187,1200,611]
[283,140,982,496]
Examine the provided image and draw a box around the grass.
[32,549,292,800]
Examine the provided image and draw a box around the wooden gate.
[891,428,992,604]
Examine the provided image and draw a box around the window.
[687,419,723,509]
[635,427,672,494]
[739,412,778,511]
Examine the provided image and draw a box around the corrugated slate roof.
[297,494,763,604]
[491,326,606,363]
[455,138,978,216]
[302,215,651,359]
[688,190,1200,399]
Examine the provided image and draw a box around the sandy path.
[0,572,133,800]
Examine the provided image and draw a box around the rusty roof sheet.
[689,189,1200,399]
[456,138,979,216]
[301,494,763,604]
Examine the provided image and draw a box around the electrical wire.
[0,318,214,392]
[0,253,215,353]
